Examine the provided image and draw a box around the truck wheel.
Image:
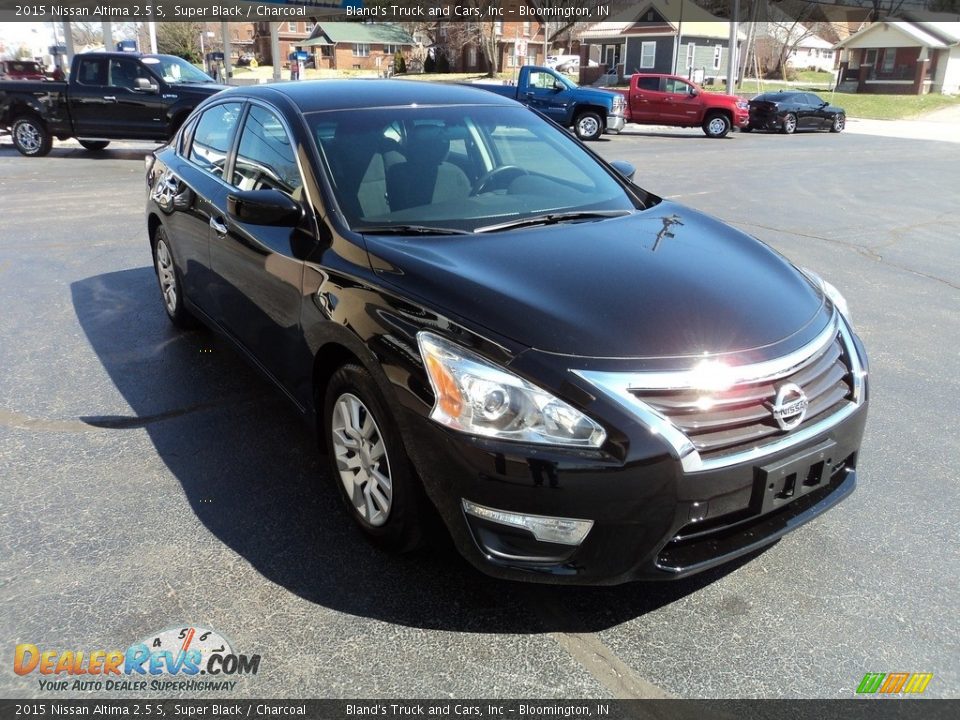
[324,364,424,552]
[702,113,731,139]
[781,113,798,135]
[574,111,603,141]
[79,140,110,151]
[11,116,53,157]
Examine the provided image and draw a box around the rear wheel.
[79,140,110,151]
[152,226,196,329]
[702,113,731,139]
[830,113,845,133]
[574,111,603,141]
[324,364,424,552]
[11,115,52,157]
[781,113,798,135]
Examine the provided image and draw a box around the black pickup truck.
[0,52,225,157]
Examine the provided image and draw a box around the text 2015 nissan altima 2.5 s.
[145,80,868,585]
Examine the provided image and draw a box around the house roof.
[302,22,415,48]
[580,1,744,42]
[834,20,960,50]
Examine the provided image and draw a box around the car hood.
[364,201,828,360]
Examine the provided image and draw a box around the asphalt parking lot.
[1,124,957,700]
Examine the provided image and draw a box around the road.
[0,126,957,700]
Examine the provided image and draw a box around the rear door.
[154,101,244,314]
[629,75,662,122]
[69,56,114,136]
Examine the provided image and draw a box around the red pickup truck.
[611,74,749,138]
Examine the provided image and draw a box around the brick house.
[300,23,415,72]
[253,21,318,66]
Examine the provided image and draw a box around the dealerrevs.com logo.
[14,625,260,692]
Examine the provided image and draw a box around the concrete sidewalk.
[845,104,960,143]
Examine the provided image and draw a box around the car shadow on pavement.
[72,267,770,635]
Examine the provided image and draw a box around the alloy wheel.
[14,122,41,153]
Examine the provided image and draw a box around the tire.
[702,113,731,139]
[781,113,798,135]
[11,115,52,157]
[574,110,603,141]
[830,113,845,133]
[79,140,110,151]
[324,364,423,552]
[152,225,196,329]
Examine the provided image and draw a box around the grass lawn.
[716,81,960,119]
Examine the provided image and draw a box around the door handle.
[209,217,228,235]
[103,95,117,102]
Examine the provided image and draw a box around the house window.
[320,46,332,57]
[494,22,503,35]
[640,41,655,69]
[686,42,695,69]
[353,44,370,57]
[713,45,722,70]
[287,22,297,33]
[523,22,531,36]
[384,44,402,55]
[864,48,878,66]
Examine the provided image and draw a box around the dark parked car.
[746,91,846,134]
[146,80,868,585]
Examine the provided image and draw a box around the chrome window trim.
[574,313,866,473]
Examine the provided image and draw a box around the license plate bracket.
[756,440,837,514]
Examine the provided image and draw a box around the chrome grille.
[629,334,853,460]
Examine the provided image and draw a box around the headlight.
[417,332,606,448]
[801,268,852,324]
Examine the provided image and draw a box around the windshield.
[142,55,215,84]
[308,105,644,234]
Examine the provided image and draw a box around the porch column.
[913,57,930,95]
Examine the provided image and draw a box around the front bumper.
[398,395,868,585]
[733,109,750,128]
[606,114,626,134]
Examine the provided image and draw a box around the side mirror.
[688,87,699,96]
[553,81,565,91]
[820,101,829,108]
[610,160,636,182]
[135,77,158,93]
[227,189,302,227]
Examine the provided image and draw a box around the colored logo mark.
[857,672,933,694]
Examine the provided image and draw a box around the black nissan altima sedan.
[145,80,868,585]
[746,91,846,134]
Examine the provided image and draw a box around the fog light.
[462,500,593,546]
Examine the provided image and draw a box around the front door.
[523,69,572,126]
[659,77,702,124]
[208,103,314,395]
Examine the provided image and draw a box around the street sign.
[515,40,527,58]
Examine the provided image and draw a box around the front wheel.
[324,364,424,552]
[79,140,110,151]
[781,113,798,135]
[830,113,845,133]
[574,111,603,141]
[11,116,52,157]
[702,113,731,139]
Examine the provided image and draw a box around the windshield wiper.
[354,224,471,236]
[474,210,631,234]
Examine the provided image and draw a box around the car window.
[108,58,152,90]
[805,94,824,106]
[528,71,557,90]
[664,78,692,95]
[177,115,199,158]
[76,57,107,86]
[188,102,243,178]
[231,105,303,198]
[636,77,660,91]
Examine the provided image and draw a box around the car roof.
[217,79,518,113]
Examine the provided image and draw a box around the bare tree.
[156,23,203,63]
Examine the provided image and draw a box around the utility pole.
[726,0,739,95]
